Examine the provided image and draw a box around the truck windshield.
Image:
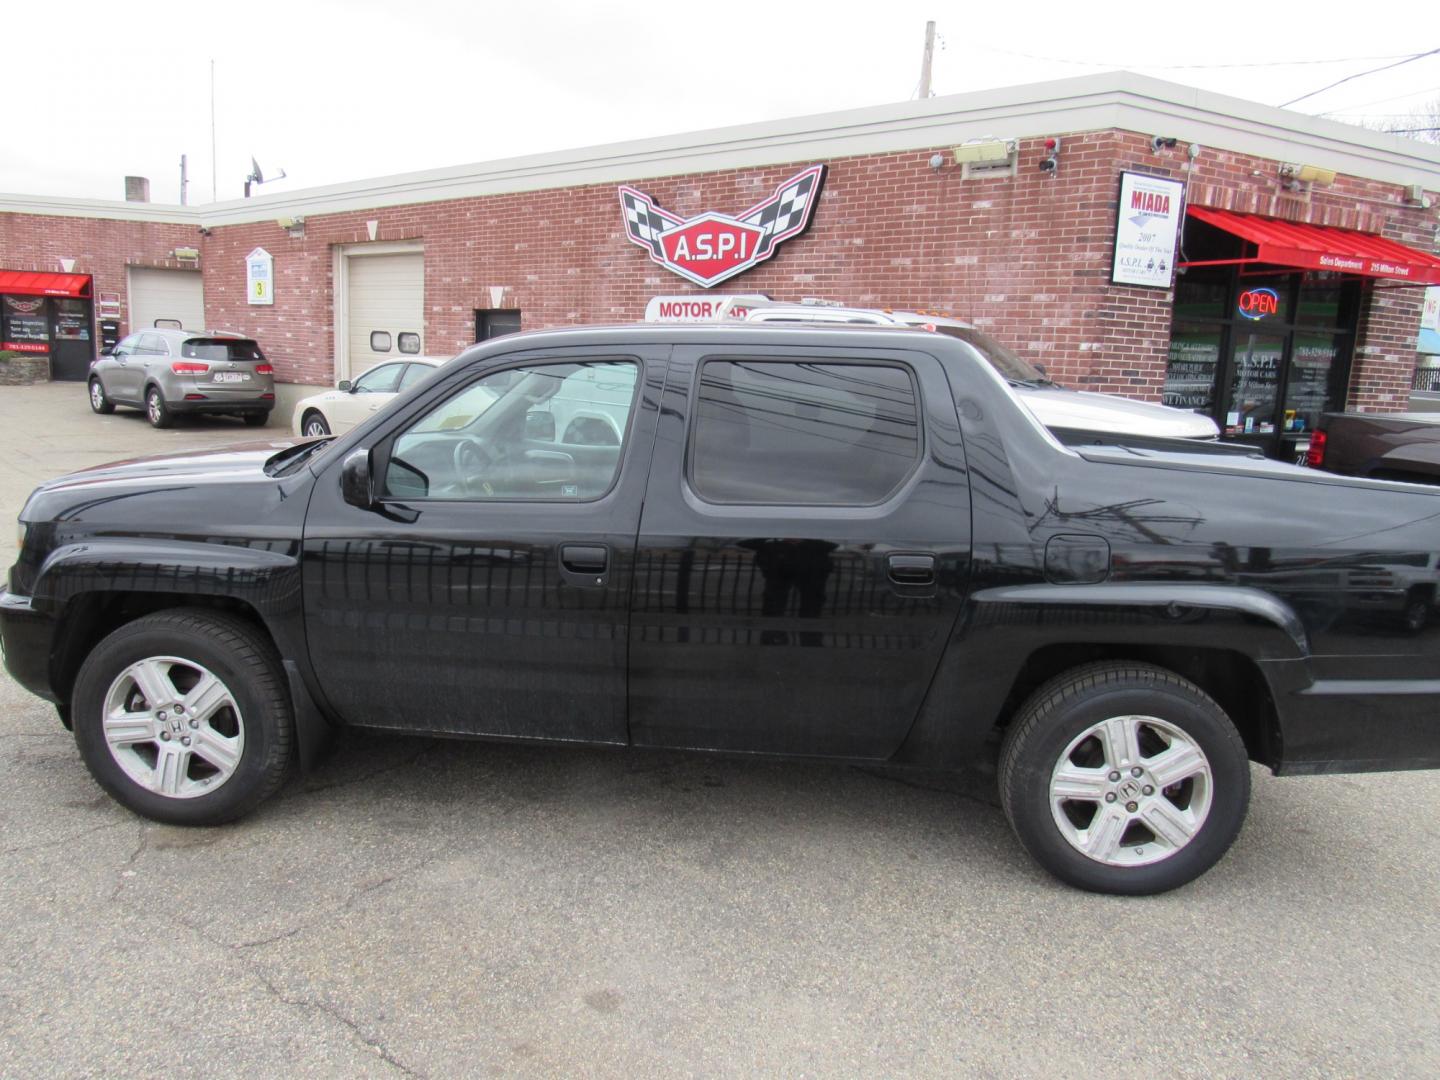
[932,325,1051,385]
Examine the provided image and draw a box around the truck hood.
[24,440,301,502]
[1017,386,1219,439]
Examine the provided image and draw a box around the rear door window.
[688,359,921,505]
[137,333,170,355]
[398,363,433,391]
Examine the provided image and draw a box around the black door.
[51,297,95,381]
[301,344,665,741]
[628,344,972,759]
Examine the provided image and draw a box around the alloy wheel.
[101,655,245,799]
[1048,713,1213,867]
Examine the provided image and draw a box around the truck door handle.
[561,544,608,574]
[888,554,935,585]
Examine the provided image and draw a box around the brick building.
[3,72,1439,458]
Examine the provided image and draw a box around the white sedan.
[291,357,444,437]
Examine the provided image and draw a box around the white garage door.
[128,267,205,334]
[346,252,423,379]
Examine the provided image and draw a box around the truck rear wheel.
[71,609,292,825]
[999,661,1250,895]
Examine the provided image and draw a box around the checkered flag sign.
[740,165,826,254]
[617,164,828,286]
[618,187,681,260]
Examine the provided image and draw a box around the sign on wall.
[246,247,274,306]
[619,165,826,288]
[1111,171,1186,288]
[643,294,770,322]
[1423,285,1440,331]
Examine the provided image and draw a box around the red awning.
[0,270,92,298]
[1184,206,1440,285]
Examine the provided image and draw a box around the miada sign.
[619,165,826,288]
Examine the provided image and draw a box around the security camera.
[1038,156,1057,173]
[1151,136,1178,153]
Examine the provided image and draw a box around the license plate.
[213,372,248,383]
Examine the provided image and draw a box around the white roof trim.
[3,72,1437,227]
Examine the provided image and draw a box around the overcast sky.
[5,1,1437,205]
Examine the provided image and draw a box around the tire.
[1402,591,1430,633]
[89,378,116,415]
[999,661,1250,895]
[70,609,293,825]
[301,411,330,437]
[242,411,269,428]
[145,385,174,428]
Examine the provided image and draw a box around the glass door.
[1224,330,1287,451]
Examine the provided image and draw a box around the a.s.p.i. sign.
[619,165,826,288]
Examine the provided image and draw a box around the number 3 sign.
[246,247,274,306]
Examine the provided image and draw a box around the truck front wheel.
[999,662,1250,895]
[70,610,293,825]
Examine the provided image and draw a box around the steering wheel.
[453,437,499,494]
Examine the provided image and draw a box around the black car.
[5,323,1439,894]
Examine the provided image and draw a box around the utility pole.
[210,60,217,202]
[180,154,188,206]
[919,20,936,99]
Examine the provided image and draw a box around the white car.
[291,358,445,437]
[732,301,1220,442]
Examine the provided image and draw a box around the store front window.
[1165,219,1359,458]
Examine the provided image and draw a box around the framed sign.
[246,247,274,306]
[1111,171,1185,288]
[1423,285,1440,332]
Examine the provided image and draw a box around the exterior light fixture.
[1279,163,1337,188]
[952,139,1014,164]
[953,138,1018,179]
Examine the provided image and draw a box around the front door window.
[1225,331,1284,439]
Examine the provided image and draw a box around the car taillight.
[1305,429,1327,468]
[256,364,274,375]
[171,361,209,374]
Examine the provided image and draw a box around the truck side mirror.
[340,449,374,509]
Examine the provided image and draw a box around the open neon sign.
[1237,287,1280,320]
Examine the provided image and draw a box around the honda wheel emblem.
[618,164,826,288]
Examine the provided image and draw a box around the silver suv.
[89,327,275,428]
[736,301,1220,442]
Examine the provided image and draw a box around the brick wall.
[3,131,1435,412]
[0,212,199,337]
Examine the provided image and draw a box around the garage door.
[128,267,205,334]
[346,252,423,379]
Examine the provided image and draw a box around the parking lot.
[1,380,1438,1078]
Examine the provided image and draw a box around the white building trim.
[3,72,1438,228]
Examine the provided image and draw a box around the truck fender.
[893,582,1310,766]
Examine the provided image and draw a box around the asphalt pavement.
[1,382,1438,1078]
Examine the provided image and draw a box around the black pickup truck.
[4,323,1439,894]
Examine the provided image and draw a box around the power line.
[1316,84,1440,115]
[1279,46,1440,109]
[980,46,1416,71]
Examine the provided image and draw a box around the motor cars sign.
[643,294,769,322]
